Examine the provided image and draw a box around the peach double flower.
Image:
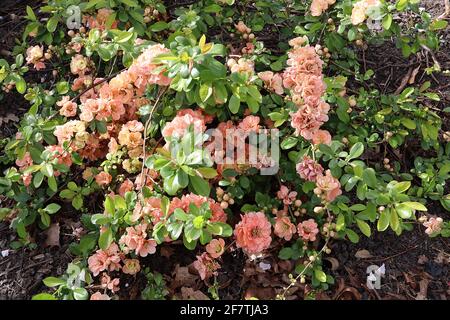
[234,211,272,255]
[26,45,45,70]
[310,0,336,16]
[88,243,122,276]
[119,223,157,257]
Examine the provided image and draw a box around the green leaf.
[345,229,360,243]
[46,16,59,33]
[362,168,377,188]
[189,175,210,196]
[395,204,413,218]
[377,208,390,231]
[32,293,57,300]
[43,277,65,287]
[41,163,54,177]
[199,83,213,102]
[390,209,400,231]
[26,6,37,21]
[44,203,61,214]
[314,269,327,282]
[348,142,364,160]
[382,14,393,30]
[392,181,411,193]
[173,208,189,221]
[48,176,57,192]
[278,247,293,260]
[40,212,50,227]
[72,195,83,210]
[99,228,113,250]
[228,94,240,114]
[197,167,218,179]
[336,213,345,231]
[104,196,115,215]
[356,219,371,237]
[15,77,27,94]
[402,202,427,211]
[150,21,169,32]
[73,288,88,300]
[430,19,448,31]
[33,171,44,188]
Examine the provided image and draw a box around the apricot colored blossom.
[423,217,443,235]
[85,8,118,31]
[26,45,45,70]
[90,292,111,300]
[16,152,33,169]
[122,259,141,275]
[290,101,330,140]
[206,238,225,258]
[229,58,255,77]
[238,115,260,133]
[162,110,206,139]
[234,212,272,255]
[119,223,157,257]
[310,0,336,16]
[101,273,120,293]
[95,171,112,186]
[193,252,220,280]
[118,179,134,197]
[127,44,171,92]
[276,185,297,206]
[274,216,297,241]
[314,170,342,202]
[297,219,319,242]
[296,155,324,182]
[258,71,284,95]
[88,243,122,276]
[57,96,78,117]
[70,54,90,75]
[288,36,308,49]
[235,21,251,34]
[351,0,382,25]
[282,41,330,142]
[312,129,332,145]
[169,193,227,223]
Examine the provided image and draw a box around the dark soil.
[0,0,449,300]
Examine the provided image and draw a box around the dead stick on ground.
[438,0,450,19]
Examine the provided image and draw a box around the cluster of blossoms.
[310,0,336,17]
[15,152,33,186]
[162,109,210,140]
[50,44,170,169]
[119,223,157,257]
[282,38,331,144]
[272,185,319,242]
[297,156,342,203]
[193,238,225,280]
[227,58,255,78]
[258,71,284,95]
[25,45,48,70]
[420,216,444,236]
[132,192,227,224]
[351,0,382,25]
[234,21,255,54]
[84,8,118,31]
[88,242,142,279]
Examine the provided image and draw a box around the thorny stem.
[280,237,330,299]
[279,208,332,299]
[139,86,168,189]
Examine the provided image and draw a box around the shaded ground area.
[0,0,449,300]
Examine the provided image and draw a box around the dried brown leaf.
[44,223,60,247]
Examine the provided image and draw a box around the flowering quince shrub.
[0,0,448,300]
